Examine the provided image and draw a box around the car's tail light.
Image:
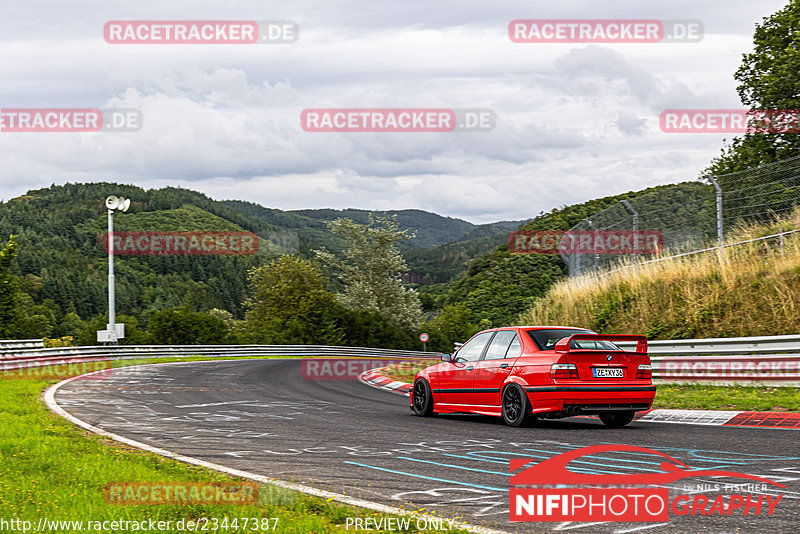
[550,363,578,379]
[636,364,652,379]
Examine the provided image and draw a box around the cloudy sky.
[0,0,790,223]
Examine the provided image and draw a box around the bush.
[78,313,150,345]
[148,305,229,345]
[43,336,77,348]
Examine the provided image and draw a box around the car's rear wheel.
[599,411,636,428]
[501,384,534,427]
[411,379,434,416]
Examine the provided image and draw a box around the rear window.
[525,329,621,351]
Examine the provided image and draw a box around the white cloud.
[0,0,791,222]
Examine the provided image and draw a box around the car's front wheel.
[501,384,534,427]
[411,379,434,416]
[599,411,636,427]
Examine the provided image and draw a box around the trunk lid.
[554,334,650,381]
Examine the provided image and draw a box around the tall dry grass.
[519,210,800,339]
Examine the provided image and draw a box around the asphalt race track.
[53,359,800,533]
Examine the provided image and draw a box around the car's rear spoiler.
[554,333,648,354]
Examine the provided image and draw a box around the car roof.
[512,326,594,331]
[476,326,594,334]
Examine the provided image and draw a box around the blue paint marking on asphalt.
[599,443,800,463]
[585,444,744,465]
[520,448,664,472]
[343,461,506,492]
[353,442,778,493]
[460,449,663,474]
[553,443,744,463]
[445,451,549,463]
[541,447,669,465]
[441,453,507,465]
[549,444,741,470]
[438,451,627,476]
[384,443,781,489]
[397,456,509,476]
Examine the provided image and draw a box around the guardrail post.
[707,175,724,265]
[582,218,599,274]
[621,199,639,265]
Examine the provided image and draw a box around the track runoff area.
[49,359,799,533]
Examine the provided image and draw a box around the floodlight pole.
[107,207,116,343]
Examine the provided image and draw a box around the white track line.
[44,362,510,534]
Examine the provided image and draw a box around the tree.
[77,313,150,345]
[0,235,19,338]
[707,1,800,175]
[9,294,55,338]
[316,214,422,330]
[56,311,85,338]
[148,305,228,345]
[426,303,480,352]
[243,255,343,344]
[336,308,417,350]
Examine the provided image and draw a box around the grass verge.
[0,356,467,533]
[519,207,800,340]
[653,383,800,411]
[380,362,800,412]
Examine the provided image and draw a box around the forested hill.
[0,183,283,331]
[0,183,514,340]
[222,202,521,251]
[422,181,708,327]
[0,180,710,342]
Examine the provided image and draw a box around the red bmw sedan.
[410,326,655,427]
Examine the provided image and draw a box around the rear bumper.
[524,384,655,415]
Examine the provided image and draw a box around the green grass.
[382,362,800,412]
[0,356,468,533]
[381,362,429,384]
[653,384,800,411]
[519,208,800,341]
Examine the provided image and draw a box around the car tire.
[411,379,434,417]
[501,384,534,427]
[599,411,636,428]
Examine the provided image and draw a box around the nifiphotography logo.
[510,444,785,522]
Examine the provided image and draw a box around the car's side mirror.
[441,353,453,362]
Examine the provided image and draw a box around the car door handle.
[467,366,474,370]
[500,363,508,368]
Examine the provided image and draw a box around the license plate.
[593,367,624,378]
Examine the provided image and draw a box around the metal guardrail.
[0,344,440,372]
[616,335,800,383]
[1,335,799,384]
[0,339,44,350]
